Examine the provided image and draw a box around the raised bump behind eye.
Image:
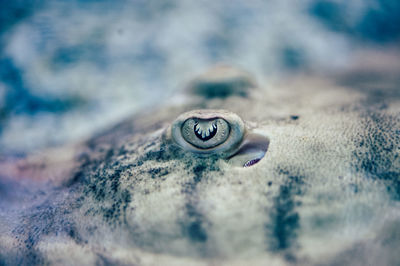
[187,65,257,98]
[170,110,245,157]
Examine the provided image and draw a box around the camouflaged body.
[1,65,400,266]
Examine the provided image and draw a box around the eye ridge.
[194,122,217,141]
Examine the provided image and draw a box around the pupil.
[194,122,217,141]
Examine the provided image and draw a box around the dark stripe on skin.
[181,158,220,257]
[266,173,305,262]
[182,164,208,243]
[185,202,208,242]
[180,161,219,257]
[353,112,400,200]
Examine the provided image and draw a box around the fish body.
[0,62,400,266]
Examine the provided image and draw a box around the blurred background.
[0,0,399,154]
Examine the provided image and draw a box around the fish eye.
[170,110,245,157]
[181,118,229,149]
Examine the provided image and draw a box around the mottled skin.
[1,60,400,265]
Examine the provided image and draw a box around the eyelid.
[170,109,245,158]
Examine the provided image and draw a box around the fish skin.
[0,57,400,266]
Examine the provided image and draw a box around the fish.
[0,56,400,265]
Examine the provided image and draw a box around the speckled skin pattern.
[1,66,400,266]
